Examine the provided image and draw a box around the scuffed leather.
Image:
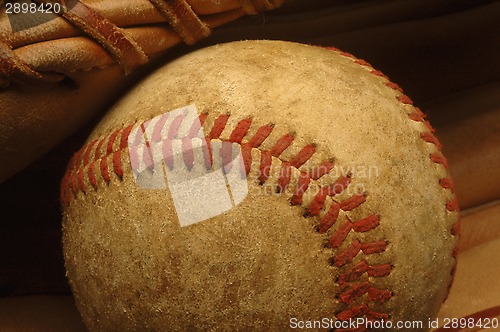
[0,0,283,182]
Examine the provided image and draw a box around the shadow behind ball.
[61,40,458,331]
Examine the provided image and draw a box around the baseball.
[61,40,459,331]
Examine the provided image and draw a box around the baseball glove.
[0,0,284,183]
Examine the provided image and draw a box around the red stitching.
[337,260,392,284]
[333,239,362,267]
[248,124,274,148]
[329,219,355,248]
[339,47,460,323]
[67,151,78,171]
[307,175,351,216]
[88,162,97,189]
[240,144,253,176]
[94,137,106,161]
[187,114,203,138]
[60,173,71,206]
[276,162,291,193]
[306,188,327,216]
[370,70,389,80]
[414,107,427,118]
[328,215,380,248]
[290,144,316,168]
[451,217,460,236]
[220,142,234,174]
[107,129,120,154]
[113,151,124,179]
[196,113,209,133]
[446,197,459,212]
[62,111,393,326]
[340,51,355,59]
[420,132,443,149]
[338,282,392,304]
[270,133,294,157]
[69,173,78,195]
[209,114,229,139]
[152,113,169,142]
[168,114,184,139]
[309,160,335,180]
[162,140,174,170]
[430,153,449,169]
[120,125,133,149]
[339,282,371,303]
[199,138,212,171]
[142,141,154,171]
[318,203,340,234]
[339,194,367,211]
[100,156,111,183]
[354,59,371,67]
[72,149,84,171]
[397,94,413,105]
[352,215,380,232]
[181,137,195,171]
[83,140,97,165]
[290,172,310,206]
[424,120,437,134]
[385,81,403,93]
[315,196,366,234]
[77,169,86,193]
[360,241,389,255]
[324,174,351,196]
[229,118,252,143]
[368,287,393,303]
[408,107,426,122]
[258,150,272,185]
[408,112,423,122]
[333,239,388,267]
[324,46,341,52]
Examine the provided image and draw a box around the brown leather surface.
[0,295,86,331]
[432,84,500,210]
[0,0,287,81]
[0,0,282,183]
[0,66,128,184]
[437,229,500,328]
[458,200,500,253]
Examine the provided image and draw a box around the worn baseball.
[61,40,459,331]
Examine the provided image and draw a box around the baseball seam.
[327,47,460,301]
[61,46,460,329]
[62,112,395,324]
